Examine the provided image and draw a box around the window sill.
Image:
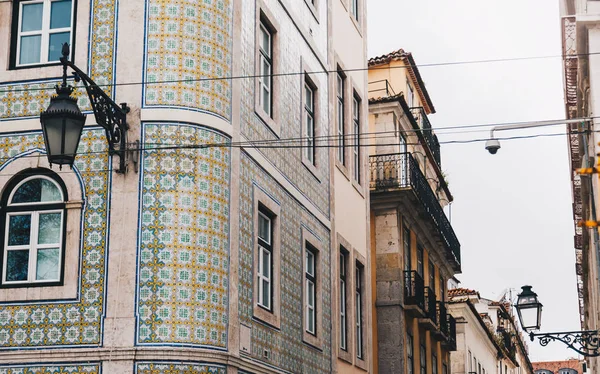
[335,160,350,181]
[349,13,363,37]
[255,106,280,138]
[302,157,322,182]
[356,356,368,371]
[303,333,323,351]
[304,0,320,23]
[351,178,364,198]
[338,347,353,364]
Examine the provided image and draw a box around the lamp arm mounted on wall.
[59,43,131,173]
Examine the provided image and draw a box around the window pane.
[6,250,29,282]
[50,0,72,29]
[21,3,43,32]
[260,25,270,56]
[38,213,62,244]
[261,278,270,308]
[12,178,63,204]
[306,250,314,275]
[261,248,270,278]
[307,281,315,306]
[8,214,31,246]
[48,32,71,61]
[19,35,42,65]
[258,212,271,243]
[308,306,314,331]
[36,247,60,280]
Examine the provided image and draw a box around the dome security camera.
[485,139,501,154]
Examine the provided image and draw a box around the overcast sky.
[367,0,581,362]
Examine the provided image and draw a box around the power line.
[1,51,599,95]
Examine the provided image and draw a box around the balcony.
[443,314,457,351]
[410,107,441,168]
[370,153,461,269]
[404,270,425,315]
[434,301,448,340]
[419,287,438,330]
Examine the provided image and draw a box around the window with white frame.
[352,94,360,182]
[340,249,348,351]
[13,0,75,67]
[258,20,273,117]
[350,0,358,21]
[304,80,316,165]
[305,244,317,335]
[336,71,345,164]
[407,79,414,107]
[355,262,364,359]
[257,209,272,310]
[1,172,66,285]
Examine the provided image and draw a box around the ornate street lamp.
[515,285,600,357]
[40,43,131,173]
[515,285,542,332]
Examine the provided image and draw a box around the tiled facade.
[0,0,369,372]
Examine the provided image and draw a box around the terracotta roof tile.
[368,49,409,66]
[448,288,480,298]
[532,359,583,372]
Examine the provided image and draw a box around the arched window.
[559,369,577,374]
[1,169,67,286]
[534,370,554,374]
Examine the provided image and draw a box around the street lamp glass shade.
[515,285,543,332]
[40,86,86,167]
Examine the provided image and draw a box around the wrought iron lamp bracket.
[530,330,600,357]
[58,44,133,173]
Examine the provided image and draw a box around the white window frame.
[350,0,358,21]
[305,245,317,335]
[407,79,415,107]
[304,81,316,165]
[3,175,65,285]
[258,22,273,117]
[15,0,75,67]
[340,251,347,350]
[336,72,345,164]
[355,263,363,359]
[257,210,272,310]
[352,94,360,182]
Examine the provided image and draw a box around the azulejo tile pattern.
[0,0,117,119]
[239,0,330,216]
[239,152,331,373]
[137,123,230,348]
[143,0,233,120]
[0,363,100,374]
[0,130,110,348]
[135,362,225,374]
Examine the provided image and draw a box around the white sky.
[367,0,581,362]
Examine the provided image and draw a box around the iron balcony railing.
[368,79,397,97]
[424,287,437,324]
[446,314,457,351]
[410,107,442,168]
[437,302,448,336]
[369,153,461,265]
[404,270,425,311]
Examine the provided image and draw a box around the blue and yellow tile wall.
[143,0,233,120]
[137,123,230,349]
[0,363,101,374]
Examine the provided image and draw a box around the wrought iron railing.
[369,153,461,265]
[424,287,437,324]
[368,79,397,97]
[410,107,441,168]
[437,302,448,336]
[404,270,425,311]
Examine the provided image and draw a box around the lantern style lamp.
[515,285,543,332]
[40,43,131,173]
[40,84,86,168]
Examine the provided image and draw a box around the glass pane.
[258,213,270,243]
[306,250,314,275]
[260,25,270,56]
[48,32,70,61]
[11,178,62,204]
[38,213,62,244]
[308,307,314,331]
[6,250,29,282]
[19,35,41,65]
[261,248,270,279]
[307,281,314,306]
[8,215,31,246]
[261,279,270,308]
[21,3,43,31]
[36,248,60,280]
[50,0,72,29]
